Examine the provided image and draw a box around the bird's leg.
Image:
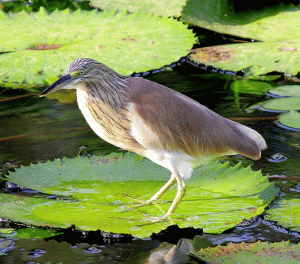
[164,171,186,217]
[146,174,177,203]
[136,172,186,223]
[122,171,187,222]
[122,174,176,206]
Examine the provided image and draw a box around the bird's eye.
[78,71,84,76]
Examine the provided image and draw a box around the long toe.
[121,194,155,205]
[121,194,163,213]
[122,202,149,213]
[135,212,184,225]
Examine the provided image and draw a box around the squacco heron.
[40,58,267,220]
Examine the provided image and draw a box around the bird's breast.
[76,89,147,155]
[77,89,111,141]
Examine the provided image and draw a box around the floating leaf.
[265,197,300,232]
[248,97,300,113]
[15,227,61,239]
[262,97,300,112]
[0,227,60,239]
[269,85,300,97]
[183,1,300,76]
[192,241,300,263]
[0,8,195,87]
[0,153,277,238]
[0,228,15,235]
[182,1,300,41]
[90,0,186,17]
[247,84,300,130]
[189,41,300,77]
[277,111,300,131]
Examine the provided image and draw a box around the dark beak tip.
[39,89,49,97]
[39,74,71,97]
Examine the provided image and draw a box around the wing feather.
[125,77,266,160]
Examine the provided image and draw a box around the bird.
[40,58,267,221]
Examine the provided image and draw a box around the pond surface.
[0,64,300,263]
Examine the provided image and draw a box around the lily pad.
[183,0,300,76]
[0,8,195,87]
[269,85,300,97]
[249,97,300,113]
[90,0,186,17]
[265,197,300,232]
[0,228,15,235]
[182,0,300,41]
[189,41,300,77]
[277,111,300,131]
[0,227,61,239]
[263,97,300,112]
[192,241,300,264]
[0,153,278,238]
[247,85,300,130]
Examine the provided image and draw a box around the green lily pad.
[0,228,15,235]
[15,227,61,239]
[247,85,300,130]
[248,97,300,113]
[265,197,300,232]
[183,1,300,76]
[192,241,300,264]
[0,153,277,238]
[189,40,300,77]
[269,85,300,97]
[182,0,300,41]
[0,227,61,239]
[263,97,300,112]
[278,111,300,130]
[0,8,195,87]
[90,0,186,17]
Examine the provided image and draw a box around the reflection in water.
[147,239,193,264]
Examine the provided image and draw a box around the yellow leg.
[147,174,177,202]
[122,174,176,205]
[138,171,186,223]
[122,171,186,220]
[165,172,186,217]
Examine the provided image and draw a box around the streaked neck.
[85,75,129,110]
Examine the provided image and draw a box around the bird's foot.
[121,194,152,205]
[140,211,170,223]
[137,211,184,224]
[121,194,165,212]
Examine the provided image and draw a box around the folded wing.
[126,77,266,160]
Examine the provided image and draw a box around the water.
[0,64,299,263]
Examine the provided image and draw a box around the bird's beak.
[40,74,72,97]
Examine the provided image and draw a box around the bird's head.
[40,58,124,97]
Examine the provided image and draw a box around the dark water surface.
[1,65,300,263]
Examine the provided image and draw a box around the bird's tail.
[231,122,267,160]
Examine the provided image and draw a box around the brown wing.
[125,77,266,160]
